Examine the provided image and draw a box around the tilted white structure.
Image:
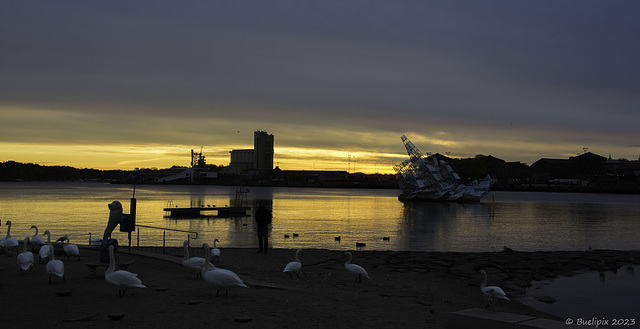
[394,135,491,202]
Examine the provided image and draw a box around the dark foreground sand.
[1,243,638,328]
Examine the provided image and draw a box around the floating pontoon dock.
[163,204,250,217]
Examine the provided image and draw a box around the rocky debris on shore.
[534,295,557,304]
[350,248,640,296]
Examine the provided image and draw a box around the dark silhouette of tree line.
[0,161,130,182]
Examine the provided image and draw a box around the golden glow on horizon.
[1,143,187,170]
[3,139,633,175]
[274,147,403,173]
[1,143,403,174]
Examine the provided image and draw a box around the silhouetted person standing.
[255,202,272,253]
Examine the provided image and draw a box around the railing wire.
[135,224,199,254]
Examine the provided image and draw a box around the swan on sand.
[29,225,46,250]
[201,243,248,297]
[45,242,65,283]
[17,236,34,273]
[479,269,509,308]
[344,252,371,283]
[105,245,146,297]
[182,240,212,278]
[211,238,221,262]
[283,248,303,278]
[0,220,19,253]
[39,230,52,263]
[61,235,80,261]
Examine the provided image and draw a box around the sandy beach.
[1,243,638,328]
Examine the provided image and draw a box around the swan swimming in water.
[29,225,45,250]
[39,230,52,263]
[283,249,303,278]
[201,243,248,296]
[211,238,221,262]
[182,240,212,278]
[479,270,509,308]
[45,242,65,283]
[16,236,34,273]
[105,245,146,296]
[61,235,80,261]
[344,252,371,283]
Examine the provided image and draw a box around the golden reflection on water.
[271,191,403,250]
[2,183,640,252]
[0,183,408,250]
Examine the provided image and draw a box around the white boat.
[395,135,491,202]
[458,176,492,201]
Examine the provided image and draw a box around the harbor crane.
[191,146,206,167]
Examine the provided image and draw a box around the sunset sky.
[2,1,639,174]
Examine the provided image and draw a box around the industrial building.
[228,130,274,174]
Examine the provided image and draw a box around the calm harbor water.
[1,182,639,252]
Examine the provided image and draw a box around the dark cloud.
[1,0,639,167]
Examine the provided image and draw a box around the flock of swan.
[201,242,248,296]
[181,242,509,306]
[180,242,374,296]
[176,239,251,296]
[1,220,145,296]
[182,240,211,278]
[3,220,510,306]
[1,221,82,283]
[280,249,371,283]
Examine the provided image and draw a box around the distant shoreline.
[3,160,639,194]
[120,180,640,194]
[3,179,640,195]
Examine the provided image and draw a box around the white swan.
[45,242,65,283]
[0,220,19,252]
[211,238,221,262]
[344,252,371,283]
[29,225,46,250]
[201,243,248,296]
[283,248,303,278]
[183,240,212,278]
[105,245,146,296]
[39,230,52,263]
[61,235,80,261]
[480,270,510,308]
[16,236,34,273]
